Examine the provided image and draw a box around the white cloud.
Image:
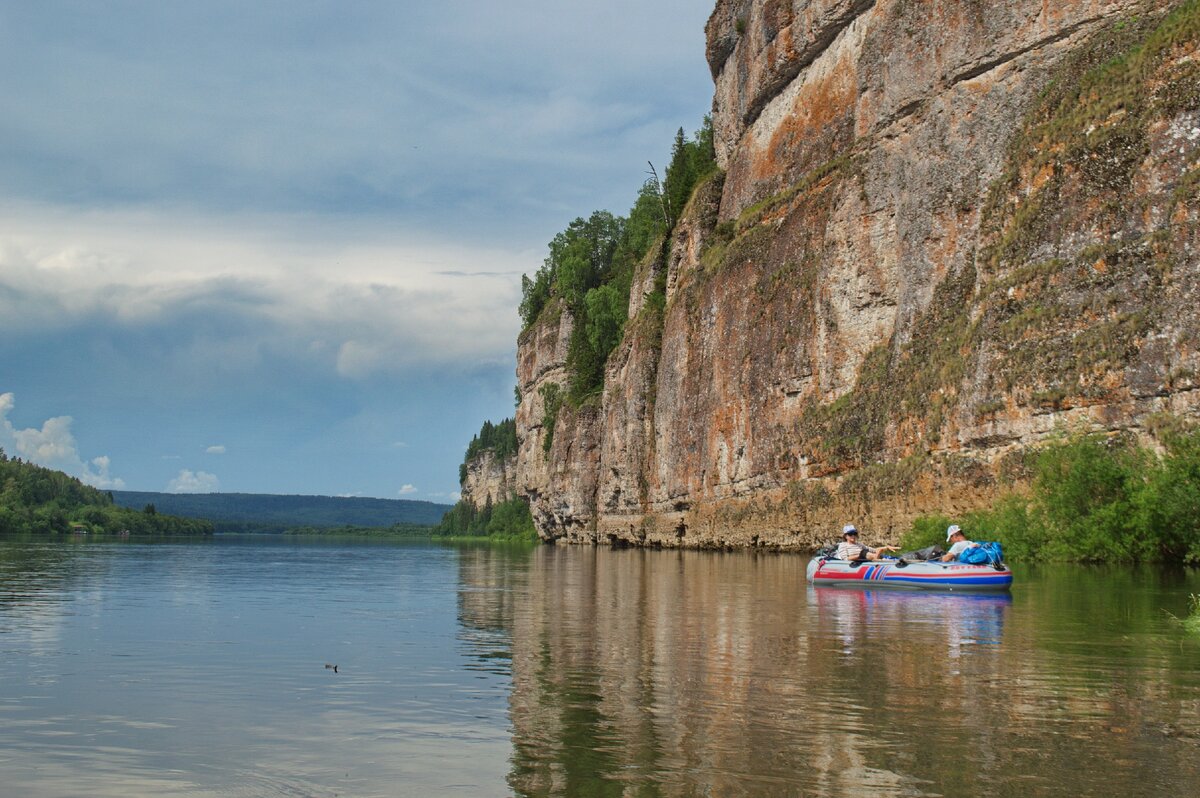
[0,391,125,489]
[398,484,417,495]
[84,456,124,490]
[205,445,226,454]
[167,469,219,493]
[0,208,523,378]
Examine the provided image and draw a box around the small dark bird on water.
[324,664,338,673]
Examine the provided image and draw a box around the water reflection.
[493,547,1200,798]
[810,587,1010,656]
[2,537,1198,796]
[456,543,529,676]
[1,536,516,798]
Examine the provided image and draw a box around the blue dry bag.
[959,541,1003,565]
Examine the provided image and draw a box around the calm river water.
[1,535,1198,797]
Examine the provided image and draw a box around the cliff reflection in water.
[455,546,1200,797]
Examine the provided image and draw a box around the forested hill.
[0,450,212,535]
[111,491,452,532]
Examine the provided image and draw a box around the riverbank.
[899,424,1200,564]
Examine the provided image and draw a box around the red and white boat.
[806,556,1013,591]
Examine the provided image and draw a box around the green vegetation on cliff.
[520,118,718,403]
[459,418,518,483]
[901,421,1200,563]
[438,418,536,542]
[1,448,213,536]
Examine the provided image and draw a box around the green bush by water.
[1184,594,1200,635]
[901,422,1200,563]
[432,495,538,543]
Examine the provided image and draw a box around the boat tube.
[806,556,1013,591]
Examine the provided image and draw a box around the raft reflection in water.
[456,546,1198,798]
[811,585,1011,658]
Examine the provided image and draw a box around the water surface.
[1,536,1197,796]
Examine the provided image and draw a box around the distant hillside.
[0,451,212,536]
[111,491,452,532]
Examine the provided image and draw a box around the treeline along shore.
[0,448,212,536]
[111,491,451,533]
[1,451,457,538]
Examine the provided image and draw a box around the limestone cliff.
[513,0,1200,548]
[460,449,517,509]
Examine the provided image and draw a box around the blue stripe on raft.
[882,574,1012,586]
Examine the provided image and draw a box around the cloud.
[397,484,417,496]
[205,445,226,454]
[167,469,220,493]
[0,2,714,500]
[435,270,524,278]
[0,210,523,380]
[0,2,713,238]
[0,391,125,489]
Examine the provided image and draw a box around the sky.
[0,1,717,502]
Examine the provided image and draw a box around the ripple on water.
[3,538,1200,796]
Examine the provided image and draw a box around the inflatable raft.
[806,557,1013,591]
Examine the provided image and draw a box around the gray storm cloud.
[0,215,522,378]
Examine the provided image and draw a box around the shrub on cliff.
[461,418,518,482]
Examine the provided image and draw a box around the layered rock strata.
[460,449,518,509]
[512,0,1200,547]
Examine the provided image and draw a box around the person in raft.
[941,524,980,561]
[836,524,899,561]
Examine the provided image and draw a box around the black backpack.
[897,544,945,561]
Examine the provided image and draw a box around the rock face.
[513,0,1200,548]
[460,449,517,509]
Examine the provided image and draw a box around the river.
[0,535,1197,797]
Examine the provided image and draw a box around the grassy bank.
[901,419,1200,563]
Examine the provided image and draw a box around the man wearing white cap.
[836,524,899,561]
[941,524,979,562]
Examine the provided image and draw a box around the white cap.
[842,524,858,537]
[946,524,962,542]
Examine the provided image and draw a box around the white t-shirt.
[837,541,869,560]
[947,540,977,559]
